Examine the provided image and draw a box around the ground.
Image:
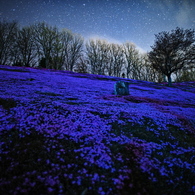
[0,65,195,194]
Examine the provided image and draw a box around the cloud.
[86,34,122,44]
[85,34,147,53]
[144,0,195,27]
[175,0,195,26]
[135,45,147,54]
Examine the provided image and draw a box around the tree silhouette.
[0,20,18,65]
[148,27,195,86]
[16,26,37,67]
[34,22,58,69]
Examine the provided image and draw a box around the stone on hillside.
[114,81,129,95]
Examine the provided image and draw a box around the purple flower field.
[0,65,195,194]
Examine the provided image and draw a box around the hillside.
[0,65,195,194]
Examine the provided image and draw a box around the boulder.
[114,81,129,95]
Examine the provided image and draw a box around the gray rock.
[114,81,129,95]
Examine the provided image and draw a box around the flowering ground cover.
[0,65,195,195]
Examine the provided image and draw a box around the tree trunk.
[167,74,172,86]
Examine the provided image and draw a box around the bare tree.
[50,32,63,70]
[86,40,145,78]
[74,55,88,73]
[58,29,83,71]
[105,44,114,76]
[0,20,18,65]
[86,39,110,75]
[86,39,98,74]
[16,26,37,67]
[175,66,195,82]
[123,42,140,79]
[34,22,58,69]
[109,43,125,77]
[148,27,195,86]
[139,54,162,82]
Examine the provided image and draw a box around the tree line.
[0,20,194,85]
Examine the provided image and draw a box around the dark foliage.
[148,27,195,86]
[0,98,17,109]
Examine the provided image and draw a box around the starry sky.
[0,0,195,52]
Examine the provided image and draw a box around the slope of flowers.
[0,65,195,195]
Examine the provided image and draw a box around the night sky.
[0,0,195,52]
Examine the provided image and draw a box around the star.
[0,0,194,52]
